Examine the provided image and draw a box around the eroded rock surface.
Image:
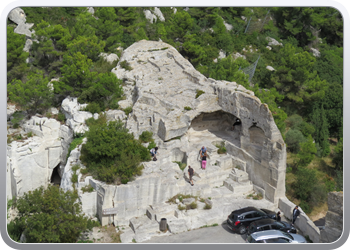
[320,192,343,243]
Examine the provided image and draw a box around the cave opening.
[50,165,61,186]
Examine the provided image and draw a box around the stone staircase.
[223,168,253,194]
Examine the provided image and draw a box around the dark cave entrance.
[50,165,61,186]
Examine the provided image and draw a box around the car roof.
[251,230,286,240]
[232,206,260,214]
[253,218,276,226]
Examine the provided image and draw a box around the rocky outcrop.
[310,48,321,57]
[111,40,285,202]
[266,37,283,46]
[8,7,35,38]
[99,52,119,63]
[144,8,165,24]
[320,192,343,243]
[7,116,73,199]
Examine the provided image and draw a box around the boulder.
[310,48,321,57]
[232,52,246,60]
[266,66,275,71]
[153,7,165,22]
[143,10,157,23]
[99,52,119,63]
[87,7,94,14]
[8,7,27,24]
[23,39,33,52]
[14,22,35,37]
[266,37,283,46]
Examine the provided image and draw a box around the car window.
[260,226,270,231]
[276,222,285,228]
[271,224,281,230]
[281,231,293,240]
[245,213,253,219]
[256,240,264,243]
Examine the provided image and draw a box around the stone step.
[223,178,253,194]
[129,216,159,234]
[229,168,249,182]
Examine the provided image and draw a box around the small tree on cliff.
[9,185,98,243]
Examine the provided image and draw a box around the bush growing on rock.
[139,131,154,143]
[9,185,99,243]
[80,119,151,184]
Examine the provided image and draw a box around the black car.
[226,206,277,234]
[247,218,297,235]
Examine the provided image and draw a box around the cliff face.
[320,191,343,243]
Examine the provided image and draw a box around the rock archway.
[188,110,242,148]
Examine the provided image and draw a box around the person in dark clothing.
[188,166,194,186]
[232,118,241,130]
[292,206,300,225]
[276,211,281,222]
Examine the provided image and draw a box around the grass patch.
[173,161,187,171]
[184,106,192,111]
[200,223,218,228]
[81,184,94,193]
[67,136,85,160]
[57,112,66,122]
[195,89,205,99]
[123,106,133,116]
[204,203,212,210]
[167,194,198,204]
[120,60,133,71]
[216,141,227,154]
[178,204,186,210]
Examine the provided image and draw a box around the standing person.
[276,211,281,222]
[199,146,207,158]
[292,206,300,225]
[188,166,194,186]
[201,152,207,170]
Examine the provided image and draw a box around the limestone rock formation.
[7,116,73,199]
[144,8,165,24]
[266,66,275,71]
[8,7,27,24]
[99,52,119,63]
[320,192,343,243]
[310,48,321,57]
[266,37,283,46]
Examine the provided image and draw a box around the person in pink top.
[201,152,207,170]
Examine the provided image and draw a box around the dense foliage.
[80,117,151,184]
[8,185,98,243]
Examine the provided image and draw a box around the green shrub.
[189,202,197,209]
[123,106,133,116]
[147,141,157,150]
[285,129,306,153]
[173,161,187,171]
[80,120,150,184]
[11,111,25,128]
[67,136,85,159]
[84,102,101,114]
[216,141,227,154]
[204,203,212,210]
[26,131,33,137]
[120,60,133,71]
[195,90,205,99]
[85,114,107,127]
[80,168,89,175]
[184,106,192,111]
[139,131,153,143]
[81,184,94,193]
[57,112,66,122]
[71,172,78,184]
[71,164,80,172]
[178,204,186,210]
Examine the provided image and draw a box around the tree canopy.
[10,185,98,243]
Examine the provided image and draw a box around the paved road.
[143,223,247,243]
